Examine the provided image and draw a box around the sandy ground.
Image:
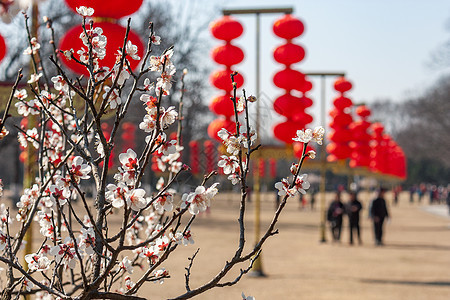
[136,191,450,300]
[17,190,450,299]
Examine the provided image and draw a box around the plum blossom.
[23,37,40,55]
[76,6,94,17]
[79,227,95,255]
[181,183,219,215]
[0,230,7,251]
[14,89,28,100]
[274,178,296,197]
[293,174,310,195]
[119,148,139,171]
[140,245,159,264]
[160,106,178,128]
[27,73,42,84]
[236,96,245,112]
[153,191,174,214]
[25,253,50,271]
[293,126,325,145]
[106,182,127,208]
[118,256,133,274]
[151,34,161,45]
[154,268,169,284]
[69,156,91,183]
[50,239,77,269]
[23,278,34,292]
[127,188,147,211]
[218,155,239,175]
[103,86,122,109]
[126,40,140,60]
[228,174,240,185]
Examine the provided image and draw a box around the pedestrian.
[370,187,390,246]
[327,192,345,242]
[347,192,363,245]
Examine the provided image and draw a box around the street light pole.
[222,7,293,277]
[304,71,345,243]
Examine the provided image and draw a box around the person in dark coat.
[327,192,345,242]
[370,187,390,246]
[347,192,363,245]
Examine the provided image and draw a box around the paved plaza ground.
[142,191,450,300]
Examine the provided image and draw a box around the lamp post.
[222,7,293,277]
[304,71,345,243]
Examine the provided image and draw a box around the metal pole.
[251,12,265,277]
[319,75,327,243]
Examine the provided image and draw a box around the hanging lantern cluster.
[121,122,136,152]
[60,0,144,76]
[327,77,354,162]
[272,14,312,144]
[0,33,6,63]
[369,123,387,173]
[189,140,200,175]
[204,140,216,173]
[208,15,244,141]
[349,105,371,168]
[386,140,407,179]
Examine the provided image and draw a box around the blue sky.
[212,0,450,137]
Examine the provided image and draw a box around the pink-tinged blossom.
[119,148,139,171]
[118,256,133,274]
[154,268,169,284]
[142,78,154,92]
[23,278,34,292]
[174,229,194,246]
[293,174,310,195]
[140,245,159,264]
[106,183,127,209]
[23,37,40,55]
[181,183,219,215]
[0,230,8,251]
[126,40,140,60]
[153,191,174,214]
[50,240,77,269]
[70,156,91,183]
[274,178,296,197]
[124,276,135,290]
[127,188,147,211]
[236,96,245,112]
[103,86,121,109]
[160,106,178,128]
[293,126,325,145]
[227,174,240,185]
[76,6,94,17]
[14,89,28,100]
[25,253,50,271]
[151,34,161,45]
[139,114,156,133]
[218,155,239,175]
[79,227,95,255]
[27,73,42,84]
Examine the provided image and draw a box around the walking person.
[347,192,363,245]
[370,187,390,246]
[327,192,345,242]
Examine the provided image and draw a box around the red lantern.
[296,80,313,94]
[273,93,307,118]
[269,158,277,178]
[64,0,143,19]
[209,94,234,117]
[334,77,352,93]
[204,140,216,173]
[121,122,136,150]
[356,105,371,118]
[211,43,244,66]
[189,140,199,175]
[0,33,6,63]
[273,120,306,144]
[207,118,236,141]
[273,68,305,91]
[333,96,353,110]
[210,16,244,41]
[273,42,305,65]
[273,14,305,40]
[59,22,144,76]
[210,69,244,92]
